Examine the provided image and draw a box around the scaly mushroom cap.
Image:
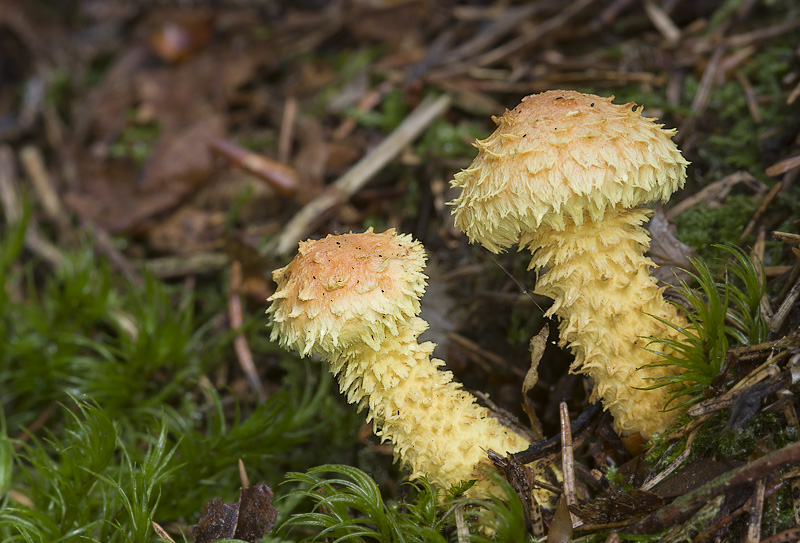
[267,228,427,356]
[450,90,688,252]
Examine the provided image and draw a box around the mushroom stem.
[521,206,687,437]
[325,316,528,491]
[267,229,539,496]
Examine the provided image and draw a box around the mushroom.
[267,228,539,495]
[450,90,689,438]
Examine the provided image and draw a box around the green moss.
[416,119,484,159]
[673,195,757,261]
[346,87,409,131]
[107,115,161,166]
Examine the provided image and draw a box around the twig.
[629,440,800,534]
[238,458,251,489]
[666,171,763,220]
[693,482,781,543]
[744,478,766,543]
[332,82,391,141]
[724,18,800,48]
[690,45,726,115]
[641,427,699,491]
[761,526,800,543]
[469,0,594,70]
[734,70,762,124]
[440,4,546,65]
[643,0,680,45]
[0,145,64,268]
[207,136,299,198]
[766,154,800,177]
[84,219,143,286]
[142,251,228,278]
[771,274,800,333]
[448,331,526,378]
[13,403,57,451]
[513,403,602,464]
[739,181,783,243]
[787,79,800,105]
[559,402,578,525]
[773,231,800,246]
[19,146,67,226]
[229,261,266,403]
[270,94,452,255]
[151,522,176,543]
[278,96,297,165]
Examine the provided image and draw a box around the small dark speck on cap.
[590,103,595,107]
[555,96,563,100]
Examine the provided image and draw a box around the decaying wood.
[629,440,800,534]
[559,402,578,525]
[487,449,545,537]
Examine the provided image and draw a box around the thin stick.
[270,94,451,255]
[278,96,297,165]
[559,402,578,525]
[766,154,800,177]
[238,458,251,489]
[744,478,766,543]
[19,146,66,224]
[151,522,176,543]
[84,219,143,286]
[469,0,594,70]
[771,275,800,333]
[229,261,266,403]
[666,171,762,220]
[0,145,64,268]
[641,428,699,491]
[740,181,783,243]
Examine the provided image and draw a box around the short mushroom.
[267,228,540,496]
[450,90,689,438]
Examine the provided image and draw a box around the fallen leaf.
[571,489,663,524]
[191,482,279,543]
[647,208,696,283]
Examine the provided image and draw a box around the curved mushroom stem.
[521,206,687,438]
[324,315,534,496]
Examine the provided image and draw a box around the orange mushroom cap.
[450,90,689,253]
[267,228,427,356]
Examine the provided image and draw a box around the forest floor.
[1,1,799,542]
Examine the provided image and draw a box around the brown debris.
[191,482,279,543]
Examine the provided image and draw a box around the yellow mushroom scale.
[267,228,538,496]
[450,90,690,438]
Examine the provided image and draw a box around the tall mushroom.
[450,90,689,438]
[267,228,544,496]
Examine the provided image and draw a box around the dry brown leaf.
[191,482,278,543]
[647,208,696,284]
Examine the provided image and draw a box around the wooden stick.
[270,94,451,255]
[229,261,266,403]
[559,402,578,525]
